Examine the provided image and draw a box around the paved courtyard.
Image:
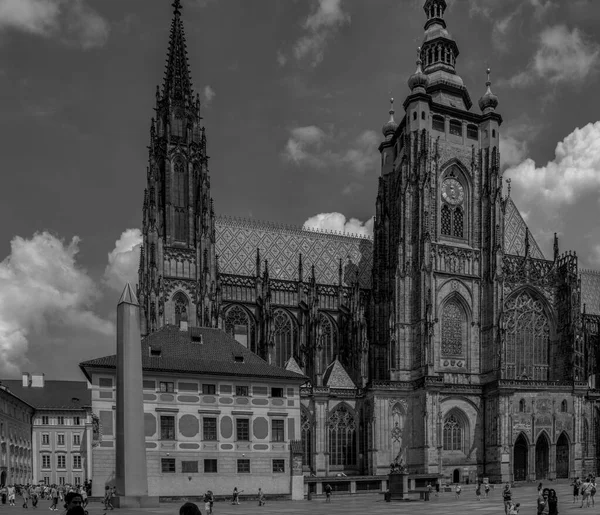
[8,481,594,515]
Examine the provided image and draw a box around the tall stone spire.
[138,0,219,337]
[162,0,193,102]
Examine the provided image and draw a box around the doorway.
[536,433,550,479]
[556,432,569,478]
[453,468,460,483]
[0,470,5,486]
[514,434,528,481]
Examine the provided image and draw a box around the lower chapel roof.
[214,201,600,315]
[0,380,90,410]
[79,325,307,382]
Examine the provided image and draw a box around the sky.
[1,0,600,380]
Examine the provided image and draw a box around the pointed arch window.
[453,207,464,238]
[301,409,312,468]
[173,292,189,326]
[328,405,357,467]
[173,160,188,242]
[583,418,589,456]
[273,310,296,368]
[560,400,568,413]
[441,300,464,356]
[504,291,550,380]
[441,205,452,235]
[443,414,463,451]
[519,399,526,413]
[320,314,337,371]
[224,305,256,353]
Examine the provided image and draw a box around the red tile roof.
[79,325,306,382]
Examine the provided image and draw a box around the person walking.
[8,484,16,507]
[49,485,59,511]
[484,482,490,498]
[324,484,332,503]
[103,486,114,511]
[231,487,242,505]
[203,490,213,515]
[1,484,7,505]
[548,489,558,515]
[503,483,512,515]
[257,488,266,507]
[590,477,596,506]
[455,484,462,499]
[30,486,38,509]
[509,502,521,515]
[22,486,30,508]
[573,477,581,503]
[581,477,592,508]
[538,489,550,515]
[475,482,481,501]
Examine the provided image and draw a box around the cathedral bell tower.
[137,0,219,337]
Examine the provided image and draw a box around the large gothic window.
[320,314,337,371]
[301,409,312,468]
[583,418,589,456]
[273,310,296,368]
[328,405,357,467]
[173,292,189,326]
[441,300,464,356]
[173,160,188,242]
[443,413,464,451]
[440,171,466,239]
[224,305,256,353]
[504,291,550,380]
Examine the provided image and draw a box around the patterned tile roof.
[215,216,373,288]
[504,199,545,259]
[79,325,306,382]
[581,269,600,315]
[323,359,356,389]
[0,380,91,409]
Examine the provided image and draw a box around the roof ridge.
[216,215,373,242]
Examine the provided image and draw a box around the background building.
[80,323,305,498]
[2,374,92,486]
[0,383,34,486]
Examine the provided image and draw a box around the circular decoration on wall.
[457,361,463,367]
[442,178,464,205]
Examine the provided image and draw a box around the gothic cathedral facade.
[137,0,600,483]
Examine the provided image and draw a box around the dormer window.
[150,349,161,357]
[449,120,462,137]
[234,355,244,363]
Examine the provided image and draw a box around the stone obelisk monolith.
[114,283,158,508]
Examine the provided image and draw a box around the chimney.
[22,372,31,387]
[179,311,188,332]
[31,374,45,388]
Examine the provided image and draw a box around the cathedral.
[136,0,600,483]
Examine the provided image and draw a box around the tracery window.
[320,314,337,370]
[443,414,463,451]
[173,160,188,242]
[441,205,452,235]
[504,291,550,380]
[172,114,185,138]
[328,406,357,467]
[273,310,296,368]
[519,399,526,412]
[453,207,464,238]
[441,301,464,356]
[301,409,312,467]
[561,400,568,413]
[224,305,256,353]
[173,292,188,326]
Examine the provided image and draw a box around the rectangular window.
[181,461,198,473]
[57,416,65,425]
[236,419,250,441]
[161,458,176,473]
[271,387,284,398]
[203,418,217,441]
[74,477,81,486]
[57,455,66,469]
[42,455,51,469]
[43,477,50,485]
[59,477,65,486]
[272,459,285,473]
[42,434,50,446]
[272,420,285,442]
[57,434,65,446]
[98,378,113,388]
[237,459,250,473]
[159,382,174,393]
[160,416,176,440]
[73,455,82,469]
[202,384,216,395]
[74,417,81,426]
[204,459,218,473]
[143,380,156,390]
[41,416,49,425]
[73,434,81,446]
[467,125,478,140]
[235,385,249,396]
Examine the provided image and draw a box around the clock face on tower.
[442,178,464,205]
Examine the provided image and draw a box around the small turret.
[408,47,429,93]
[381,98,399,139]
[479,68,499,113]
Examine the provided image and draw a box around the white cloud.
[303,213,374,237]
[589,244,600,267]
[293,0,350,66]
[103,229,142,292]
[0,232,113,376]
[0,0,109,49]
[282,126,378,180]
[202,85,216,105]
[505,25,600,87]
[505,121,600,207]
[276,50,287,67]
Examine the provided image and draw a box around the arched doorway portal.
[514,434,528,481]
[536,432,550,479]
[0,470,6,486]
[556,432,569,478]
[453,468,460,483]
